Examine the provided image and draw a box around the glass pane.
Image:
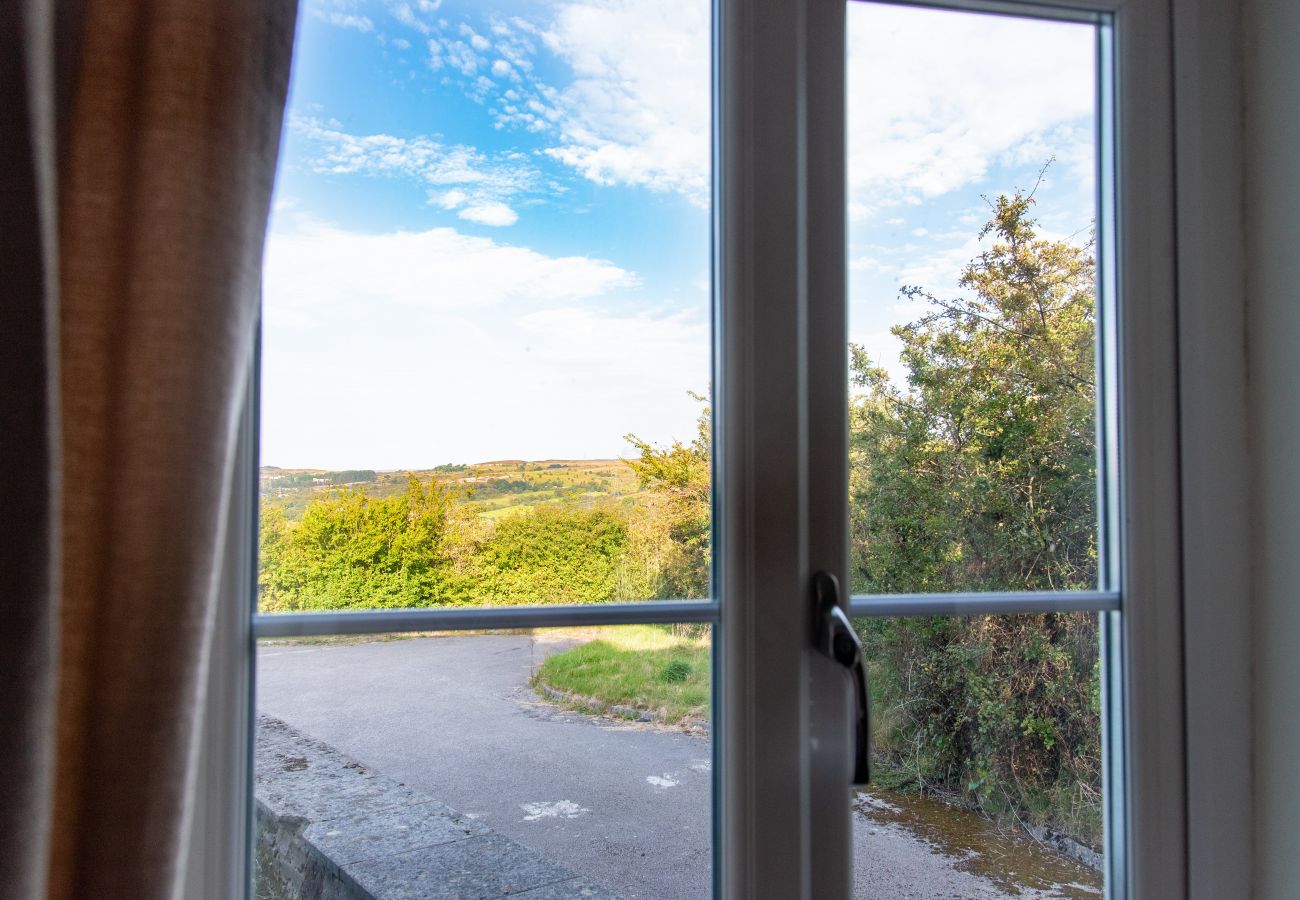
[254,625,712,898]
[844,2,1110,895]
[259,0,712,613]
[252,618,1103,900]
[846,1,1104,596]
[857,613,1104,898]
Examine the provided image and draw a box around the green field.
[260,458,646,522]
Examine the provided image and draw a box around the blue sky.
[262,0,1096,469]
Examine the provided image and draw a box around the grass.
[533,624,711,724]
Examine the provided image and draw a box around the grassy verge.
[532,624,710,724]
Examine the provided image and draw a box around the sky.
[261,0,1097,470]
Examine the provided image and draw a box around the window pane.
[846,1,1104,596]
[253,620,1103,900]
[858,613,1105,898]
[254,626,712,899]
[843,3,1110,895]
[259,0,712,613]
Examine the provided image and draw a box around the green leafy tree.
[623,392,711,599]
[851,186,1103,844]
[259,474,465,610]
[471,505,629,605]
[852,189,1097,593]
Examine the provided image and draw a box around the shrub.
[660,659,692,683]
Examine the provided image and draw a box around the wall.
[1243,0,1300,894]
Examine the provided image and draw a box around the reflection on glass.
[258,0,712,612]
[254,626,712,899]
[857,613,1104,898]
[846,1,1101,596]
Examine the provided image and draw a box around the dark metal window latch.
[812,571,871,786]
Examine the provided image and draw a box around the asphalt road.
[257,634,1086,899]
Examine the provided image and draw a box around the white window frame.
[723,0,1185,897]
[183,0,1257,896]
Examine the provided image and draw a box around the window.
[233,0,1186,897]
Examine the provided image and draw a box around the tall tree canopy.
[851,188,1103,844]
[851,189,1097,594]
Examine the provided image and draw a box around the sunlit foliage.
[851,188,1103,843]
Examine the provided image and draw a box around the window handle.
[812,571,871,786]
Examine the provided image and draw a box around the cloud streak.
[290,116,536,224]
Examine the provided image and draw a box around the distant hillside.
[260,459,645,521]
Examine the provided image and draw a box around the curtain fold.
[2,0,296,896]
[0,1,59,898]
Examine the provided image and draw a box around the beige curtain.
[0,0,296,897]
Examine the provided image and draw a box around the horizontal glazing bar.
[253,600,721,639]
[849,590,1121,618]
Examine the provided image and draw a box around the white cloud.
[538,0,711,203]
[518,305,707,381]
[308,0,375,32]
[291,116,536,214]
[520,0,1092,214]
[374,0,1094,220]
[460,23,491,51]
[388,0,441,35]
[294,116,530,188]
[492,22,536,74]
[323,12,374,31]
[846,4,1096,218]
[434,188,469,209]
[849,255,888,274]
[458,201,519,226]
[895,236,984,297]
[259,221,709,467]
[264,220,635,316]
[438,38,483,76]
[392,37,412,49]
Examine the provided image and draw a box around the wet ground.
[854,791,1102,899]
[258,634,1103,899]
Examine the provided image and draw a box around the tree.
[850,185,1104,844]
[471,504,629,605]
[852,188,1097,594]
[258,474,466,610]
[623,392,712,599]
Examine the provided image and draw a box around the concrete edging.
[254,715,617,899]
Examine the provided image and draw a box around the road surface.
[257,634,1098,899]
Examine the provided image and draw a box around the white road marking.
[521,800,591,821]
[646,774,680,789]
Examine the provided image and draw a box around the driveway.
[257,634,1099,899]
